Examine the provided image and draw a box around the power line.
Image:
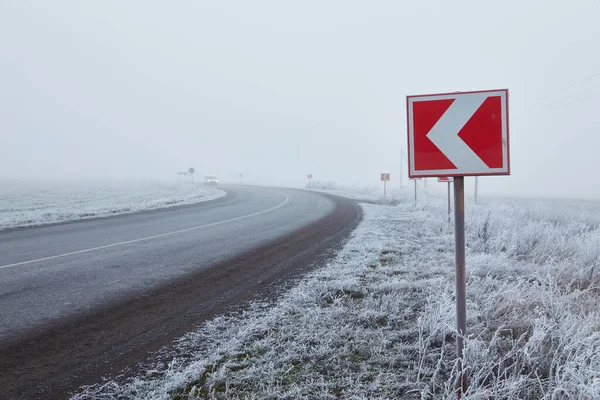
[533,70,600,102]
[520,81,600,116]
[549,91,600,109]
[544,81,600,106]
[513,90,600,120]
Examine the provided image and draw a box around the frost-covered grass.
[0,180,225,230]
[73,191,600,399]
[308,181,404,203]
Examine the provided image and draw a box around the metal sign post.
[400,144,403,188]
[454,176,467,396]
[438,177,453,222]
[407,89,510,398]
[447,182,451,222]
[414,179,417,207]
[474,177,479,204]
[381,173,390,199]
[177,172,189,183]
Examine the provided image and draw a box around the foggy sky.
[2,0,600,198]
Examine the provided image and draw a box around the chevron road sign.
[406,89,510,178]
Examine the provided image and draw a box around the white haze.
[1,0,600,198]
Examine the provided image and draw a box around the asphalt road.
[0,185,334,341]
[0,185,361,399]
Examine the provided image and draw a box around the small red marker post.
[380,173,390,199]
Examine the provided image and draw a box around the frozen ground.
[74,187,600,399]
[307,181,387,202]
[0,180,225,231]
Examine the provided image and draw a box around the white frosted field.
[72,187,600,399]
[0,180,225,231]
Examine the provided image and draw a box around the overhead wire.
[533,70,600,102]
[520,83,600,115]
[515,70,600,117]
[548,91,600,109]
[539,81,600,107]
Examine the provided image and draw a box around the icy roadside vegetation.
[74,189,600,399]
[308,181,386,202]
[0,181,225,231]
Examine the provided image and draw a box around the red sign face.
[438,176,454,182]
[406,89,509,178]
[380,173,390,181]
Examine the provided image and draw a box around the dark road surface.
[0,185,361,399]
[0,185,333,340]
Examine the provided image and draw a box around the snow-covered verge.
[307,181,406,205]
[0,181,225,231]
[73,191,600,399]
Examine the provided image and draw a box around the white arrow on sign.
[426,93,489,171]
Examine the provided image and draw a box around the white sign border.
[407,89,509,178]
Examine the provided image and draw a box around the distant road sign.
[380,173,390,181]
[407,89,509,178]
[438,176,454,182]
[188,168,195,174]
[307,174,313,179]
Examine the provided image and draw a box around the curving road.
[0,185,361,399]
[0,185,332,340]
